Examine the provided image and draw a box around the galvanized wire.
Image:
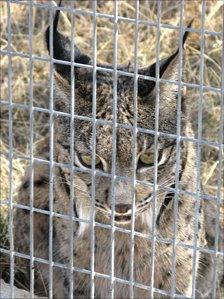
[6,1,14,298]
[191,2,206,297]
[0,247,193,299]
[0,1,223,298]
[129,1,139,297]
[28,1,34,297]
[69,2,76,297]
[110,1,118,297]
[211,4,224,298]
[149,2,162,298]
[4,0,223,37]
[90,1,97,297]
[171,1,185,297]
[48,4,55,298]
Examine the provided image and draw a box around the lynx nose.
[115,204,132,214]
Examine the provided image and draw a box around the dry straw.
[0,0,223,296]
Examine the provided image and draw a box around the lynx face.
[46,10,190,229]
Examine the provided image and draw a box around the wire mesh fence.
[0,0,223,298]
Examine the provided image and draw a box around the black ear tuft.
[182,19,193,48]
[45,1,90,77]
[138,51,179,98]
[138,20,193,98]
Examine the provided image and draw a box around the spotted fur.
[13,6,223,299]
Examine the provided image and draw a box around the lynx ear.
[138,21,192,98]
[45,2,90,79]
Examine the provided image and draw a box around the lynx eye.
[139,153,154,167]
[80,154,101,167]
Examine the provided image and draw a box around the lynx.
[13,6,222,299]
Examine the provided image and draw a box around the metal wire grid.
[191,2,206,297]
[90,1,97,296]
[48,5,54,298]
[68,4,75,298]
[149,2,161,297]
[171,1,184,296]
[110,1,118,296]
[27,1,35,296]
[5,1,14,297]
[0,0,223,298]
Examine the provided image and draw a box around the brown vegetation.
[0,0,223,295]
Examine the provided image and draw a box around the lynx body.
[13,8,210,299]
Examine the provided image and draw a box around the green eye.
[80,155,101,167]
[139,153,154,166]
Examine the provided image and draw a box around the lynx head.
[46,8,192,232]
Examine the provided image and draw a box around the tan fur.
[13,10,223,298]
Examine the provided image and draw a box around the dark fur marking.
[22,180,30,189]
[22,176,48,189]
[178,199,183,206]
[178,142,187,182]
[121,258,127,273]
[117,248,123,257]
[59,168,79,224]
[156,143,187,226]
[185,214,191,222]
[205,232,215,246]
[43,205,49,211]
[53,226,57,239]
[63,276,69,288]
[40,226,46,235]
[34,176,49,187]
[57,139,71,151]
[74,289,85,296]
[156,190,175,226]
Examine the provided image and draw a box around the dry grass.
[0,0,223,295]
